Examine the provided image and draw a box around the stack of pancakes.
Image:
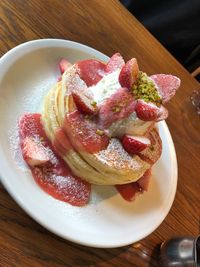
[42,65,161,185]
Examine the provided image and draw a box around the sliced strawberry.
[135,100,168,121]
[105,53,125,73]
[137,168,151,191]
[75,59,106,86]
[53,128,72,156]
[116,182,142,201]
[19,113,42,139]
[21,136,50,166]
[63,66,88,94]
[122,135,150,154]
[116,168,152,201]
[119,58,139,89]
[53,137,67,156]
[19,113,91,206]
[137,128,162,165]
[72,90,98,115]
[150,74,180,103]
[59,58,72,74]
[98,87,136,128]
[63,110,109,153]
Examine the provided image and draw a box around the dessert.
[19,53,180,206]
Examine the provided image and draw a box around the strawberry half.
[116,182,142,201]
[122,135,150,154]
[105,53,125,73]
[72,90,98,115]
[76,59,106,86]
[59,58,72,74]
[135,100,168,121]
[150,74,180,103]
[63,110,109,153]
[137,128,162,165]
[119,58,139,89]
[21,136,50,166]
[98,87,136,128]
[116,168,151,201]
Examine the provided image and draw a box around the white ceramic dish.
[0,39,177,248]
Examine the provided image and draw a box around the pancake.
[41,66,162,185]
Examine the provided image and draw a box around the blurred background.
[120,0,200,81]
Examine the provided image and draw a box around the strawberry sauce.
[19,113,91,206]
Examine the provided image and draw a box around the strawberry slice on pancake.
[119,58,139,89]
[137,128,162,165]
[98,87,136,128]
[135,100,168,122]
[75,60,106,86]
[105,53,125,73]
[63,110,109,153]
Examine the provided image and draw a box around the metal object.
[160,236,200,267]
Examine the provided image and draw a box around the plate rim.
[0,39,178,248]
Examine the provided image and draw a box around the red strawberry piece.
[105,53,125,73]
[137,128,162,165]
[21,136,50,166]
[63,110,109,153]
[63,66,88,95]
[75,59,106,86]
[116,182,142,202]
[59,58,72,74]
[150,74,180,103]
[137,168,151,191]
[72,90,98,115]
[116,168,152,201]
[122,135,150,154]
[19,113,42,138]
[135,100,168,121]
[119,58,139,89]
[19,113,91,206]
[98,87,136,128]
[53,138,67,156]
[53,128,72,156]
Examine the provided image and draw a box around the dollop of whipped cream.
[89,70,121,105]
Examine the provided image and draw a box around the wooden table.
[0,1,199,266]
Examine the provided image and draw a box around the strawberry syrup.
[19,113,91,206]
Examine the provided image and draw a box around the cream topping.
[89,70,121,105]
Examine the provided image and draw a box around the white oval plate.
[0,39,177,248]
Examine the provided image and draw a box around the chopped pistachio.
[96,129,104,136]
[132,71,162,105]
[112,106,121,113]
[91,100,97,107]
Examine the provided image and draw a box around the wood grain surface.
[0,0,199,266]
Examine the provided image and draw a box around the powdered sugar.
[31,134,58,166]
[8,123,28,171]
[33,165,90,204]
[95,138,142,170]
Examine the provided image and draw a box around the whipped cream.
[89,70,121,105]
